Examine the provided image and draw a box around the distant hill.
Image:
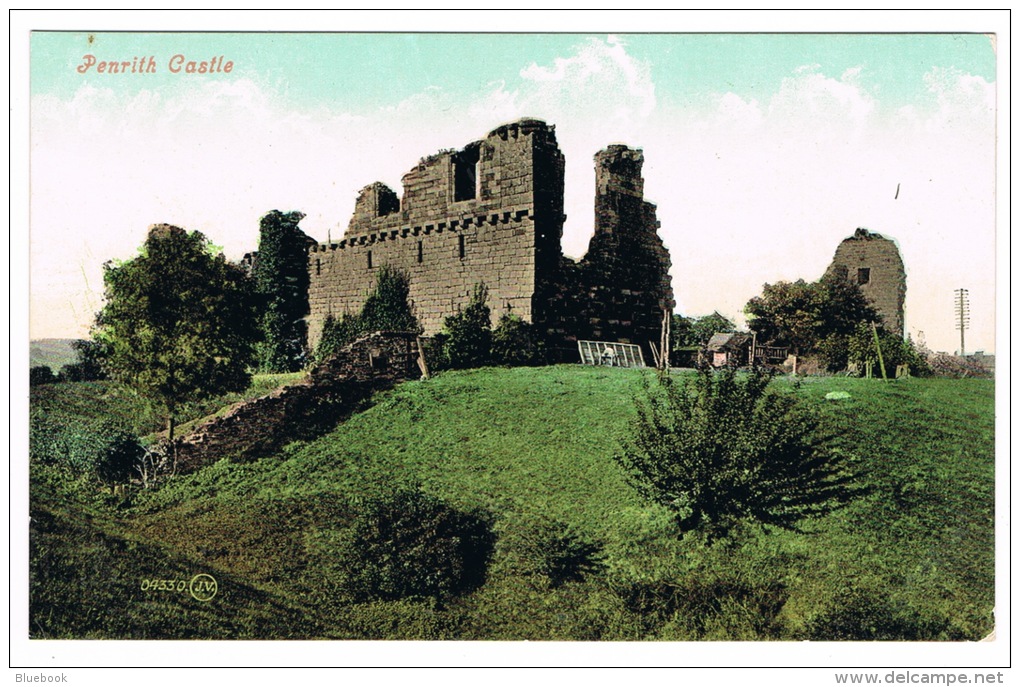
[29,338,79,371]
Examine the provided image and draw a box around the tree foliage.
[744,274,881,370]
[93,224,259,445]
[251,210,311,372]
[315,266,420,361]
[616,368,861,540]
[744,280,822,355]
[441,283,492,370]
[671,312,736,349]
[846,323,932,377]
[491,313,541,367]
[58,339,108,382]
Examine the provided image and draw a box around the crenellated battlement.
[312,207,533,253]
[305,119,674,361]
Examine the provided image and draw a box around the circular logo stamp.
[188,573,218,602]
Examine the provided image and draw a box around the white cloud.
[640,64,995,354]
[29,42,996,356]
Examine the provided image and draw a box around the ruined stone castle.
[306,118,675,360]
[825,227,906,336]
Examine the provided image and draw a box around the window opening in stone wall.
[417,240,423,264]
[315,258,321,276]
[458,235,466,259]
[367,250,373,269]
[453,145,480,202]
[858,267,870,285]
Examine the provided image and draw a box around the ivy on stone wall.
[252,210,312,373]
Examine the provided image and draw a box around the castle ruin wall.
[307,119,566,349]
[825,227,906,336]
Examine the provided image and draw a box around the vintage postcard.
[15,12,1007,676]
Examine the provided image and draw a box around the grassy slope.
[29,366,996,640]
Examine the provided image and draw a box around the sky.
[28,29,999,354]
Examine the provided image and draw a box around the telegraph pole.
[954,288,970,356]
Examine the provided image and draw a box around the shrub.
[315,267,420,362]
[616,367,862,540]
[359,265,419,334]
[441,283,492,370]
[30,366,58,386]
[491,313,541,367]
[847,323,932,377]
[31,411,142,485]
[322,489,495,602]
[316,312,363,361]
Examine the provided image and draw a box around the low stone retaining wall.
[174,331,421,472]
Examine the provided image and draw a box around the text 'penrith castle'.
[306,118,676,360]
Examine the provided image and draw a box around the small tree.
[94,224,259,450]
[442,283,492,370]
[616,367,861,540]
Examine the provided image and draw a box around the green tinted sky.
[31,32,995,111]
[27,30,998,353]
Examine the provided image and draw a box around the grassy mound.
[28,366,995,640]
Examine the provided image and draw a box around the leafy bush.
[491,313,541,367]
[31,411,142,485]
[319,489,494,602]
[30,366,58,386]
[616,367,862,539]
[441,283,492,370]
[316,312,363,361]
[315,266,420,362]
[846,323,932,377]
[359,265,420,334]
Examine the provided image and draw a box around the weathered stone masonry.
[825,227,906,336]
[306,118,674,360]
[308,119,566,348]
[175,331,421,472]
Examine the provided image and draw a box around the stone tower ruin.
[576,145,675,348]
[825,227,906,336]
[306,118,674,361]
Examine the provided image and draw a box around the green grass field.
[28,366,995,640]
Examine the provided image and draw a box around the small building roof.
[706,332,751,352]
